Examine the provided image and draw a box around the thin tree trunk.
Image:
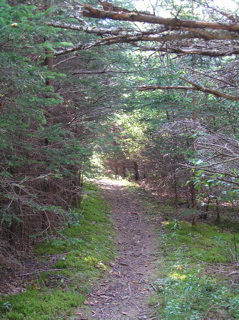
[216,198,220,222]
[133,161,139,181]
[114,161,119,176]
[191,95,197,226]
[44,0,54,86]
[173,157,178,215]
[45,48,54,86]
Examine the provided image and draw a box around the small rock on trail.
[75,179,161,320]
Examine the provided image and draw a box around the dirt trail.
[76,179,161,320]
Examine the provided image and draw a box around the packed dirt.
[75,179,162,320]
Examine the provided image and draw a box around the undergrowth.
[154,219,239,319]
[126,183,239,319]
[0,183,115,320]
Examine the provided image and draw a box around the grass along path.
[1,179,239,319]
[153,220,239,319]
[140,189,239,319]
[0,183,116,320]
[75,179,161,319]
[77,179,239,319]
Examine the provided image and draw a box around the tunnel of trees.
[1,0,239,265]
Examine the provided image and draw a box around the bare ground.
[74,179,162,320]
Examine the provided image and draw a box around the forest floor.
[2,179,238,319]
[74,179,162,320]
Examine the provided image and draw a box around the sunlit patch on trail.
[97,178,135,186]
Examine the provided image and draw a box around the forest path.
[75,179,161,320]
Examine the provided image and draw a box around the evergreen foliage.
[0,183,115,319]
[1,0,239,292]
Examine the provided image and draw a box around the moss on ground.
[153,219,239,319]
[125,183,239,319]
[2,180,239,319]
[0,183,115,320]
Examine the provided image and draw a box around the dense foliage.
[72,0,239,223]
[1,0,239,272]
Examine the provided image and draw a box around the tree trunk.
[191,95,197,226]
[122,162,126,178]
[44,0,54,86]
[173,157,178,215]
[45,48,54,86]
[114,161,119,176]
[133,161,139,181]
[215,198,220,222]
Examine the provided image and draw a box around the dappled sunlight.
[169,272,187,280]
[162,221,170,226]
[173,264,184,271]
[82,256,107,270]
[97,177,136,187]
[2,0,239,319]
[83,256,99,266]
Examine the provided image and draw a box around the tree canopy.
[1,0,239,253]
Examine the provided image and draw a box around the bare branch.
[135,85,197,91]
[135,43,239,57]
[47,21,132,35]
[48,20,239,58]
[78,2,239,33]
[135,81,239,101]
[180,77,239,101]
[73,69,136,75]
[53,55,78,67]
[186,67,236,88]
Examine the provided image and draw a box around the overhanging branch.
[135,85,197,91]
[78,2,239,33]
[133,43,239,57]
[180,77,239,101]
[72,69,136,75]
[135,81,239,101]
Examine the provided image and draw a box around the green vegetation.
[153,218,239,319]
[1,0,239,318]
[117,183,239,319]
[0,183,115,320]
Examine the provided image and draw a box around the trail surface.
[75,179,161,320]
